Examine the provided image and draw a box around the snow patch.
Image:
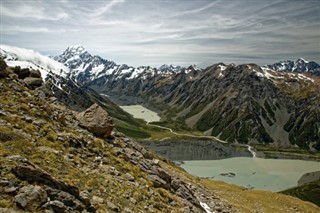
[200,202,214,213]
[218,64,226,71]
[218,72,224,78]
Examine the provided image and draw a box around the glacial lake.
[119,104,320,192]
[181,157,320,192]
[120,105,160,123]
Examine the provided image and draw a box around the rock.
[30,69,41,78]
[0,110,7,117]
[45,187,86,211]
[23,77,43,89]
[42,200,68,213]
[76,103,114,139]
[6,155,29,163]
[129,197,137,204]
[109,167,120,176]
[153,159,160,165]
[124,173,135,182]
[124,207,133,213]
[15,185,48,211]
[14,67,31,79]
[92,195,104,204]
[220,172,236,177]
[0,180,10,187]
[12,164,94,212]
[80,190,90,200]
[5,186,18,193]
[147,174,169,189]
[107,201,119,212]
[24,116,33,123]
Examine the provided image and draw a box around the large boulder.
[76,103,114,138]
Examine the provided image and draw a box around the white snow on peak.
[297,58,309,63]
[0,44,69,80]
[218,64,227,71]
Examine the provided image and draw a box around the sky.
[1,0,319,68]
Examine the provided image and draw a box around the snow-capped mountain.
[53,46,201,84]
[0,45,69,80]
[265,58,320,76]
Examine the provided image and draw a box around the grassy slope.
[1,76,319,212]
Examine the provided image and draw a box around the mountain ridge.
[1,45,320,150]
[1,57,320,212]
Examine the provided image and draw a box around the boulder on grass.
[76,103,114,139]
[24,77,43,89]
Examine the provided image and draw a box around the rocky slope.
[0,45,152,139]
[1,60,320,212]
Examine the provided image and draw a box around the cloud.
[1,0,319,67]
[172,1,220,17]
[1,3,68,21]
[93,0,125,17]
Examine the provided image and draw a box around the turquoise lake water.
[181,157,320,192]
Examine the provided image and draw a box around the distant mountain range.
[1,45,319,150]
[264,58,320,76]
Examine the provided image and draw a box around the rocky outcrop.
[76,103,114,138]
[12,163,95,212]
[15,185,47,211]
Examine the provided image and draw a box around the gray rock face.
[42,200,68,213]
[76,103,114,138]
[23,77,43,89]
[15,185,47,211]
[45,187,86,211]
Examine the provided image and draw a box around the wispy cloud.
[93,0,125,17]
[1,0,319,67]
[172,0,220,17]
[2,3,68,21]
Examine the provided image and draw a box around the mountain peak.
[296,58,309,63]
[64,45,86,55]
